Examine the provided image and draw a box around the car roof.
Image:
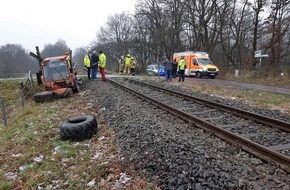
[148,64,163,67]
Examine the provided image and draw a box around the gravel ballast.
[84,79,290,190]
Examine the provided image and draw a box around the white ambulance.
[173,51,219,78]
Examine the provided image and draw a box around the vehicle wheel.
[210,76,216,79]
[33,91,55,103]
[54,88,72,99]
[60,116,98,141]
[196,72,202,78]
[72,79,80,93]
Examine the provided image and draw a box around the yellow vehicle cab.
[173,51,219,78]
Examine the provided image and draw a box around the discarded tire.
[54,88,72,99]
[59,116,98,141]
[34,89,72,103]
[33,91,55,103]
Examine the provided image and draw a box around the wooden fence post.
[1,96,7,126]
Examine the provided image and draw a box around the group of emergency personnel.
[83,51,185,81]
[162,56,186,82]
[118,54,136,75]
[83,51,107,81]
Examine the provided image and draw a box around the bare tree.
[131,14,152,66]
[159,0,186,56]
[136,0,170,60]
[92,0,290,76]
[263,0,290,74]
[219,0,253,69]
[0,44,37,76]
[251,0,267,67]
[96,13,134,70]
[41,39,69,58]
[72,47,87,65]
[183,0,220,53]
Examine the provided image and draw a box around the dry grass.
[141,75,290,113]
[1,75,288,189]
[223,71,290,88]
[0,79,158,189]
[192,84,290,113]
[217,73,290,113]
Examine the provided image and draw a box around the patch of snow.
[98,136,105,141]
[19,164,33,172]
[52,146,61,154]
[86,103,94,108]
[92,151,102,159]
[5,172,17,181]
[87,179,96,187]
[119,173,131,184]
[74,142,90,147]
[61,158,72,162]
[101,161,109,165]
[33,155,44,163]
[11,153,22,157]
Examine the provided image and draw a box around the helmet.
[127,54,130,57]
[121,56,124,59]
[132,57,134,60]
[93,51,97,54]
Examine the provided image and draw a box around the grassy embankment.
[146,73,290,113]
[0,80,158,189]
[0,76,289,189]
[197,74,290,113]
[223,71,290,88]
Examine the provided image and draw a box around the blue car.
[146,64,165,76]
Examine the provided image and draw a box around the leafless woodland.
[1,0,290,77]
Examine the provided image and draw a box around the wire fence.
[1,71,35,127]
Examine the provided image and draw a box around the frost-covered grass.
[0,79,159,189]
[0,83,103,189]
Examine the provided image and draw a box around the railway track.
[108,78,290,172]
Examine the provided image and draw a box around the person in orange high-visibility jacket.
[178,56,186,82]
[98,51,107,81]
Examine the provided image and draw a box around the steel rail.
[109,79,290,173]
[128,79,290,133]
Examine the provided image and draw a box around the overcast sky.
[0,0,136,52]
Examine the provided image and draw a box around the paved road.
[193,78,290,96]
[1,74,289,96]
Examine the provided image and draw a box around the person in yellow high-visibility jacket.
[83,54,91,80]
[123,54,131,75]
[98,51,107,81]
[178,56,186,82]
